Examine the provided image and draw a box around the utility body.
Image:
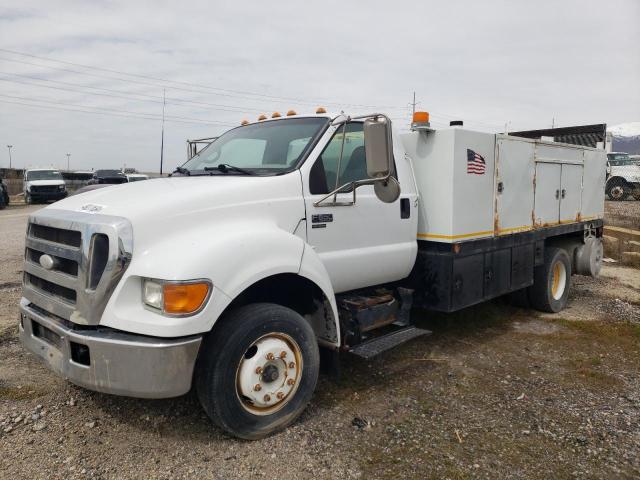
[19,111,606,438]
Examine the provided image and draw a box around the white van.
[23,169,67,204]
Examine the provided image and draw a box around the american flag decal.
[466,149,486,174]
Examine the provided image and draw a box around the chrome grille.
[22,209,133,325]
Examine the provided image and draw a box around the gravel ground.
[605,200,640,229]
[1,205,639,479]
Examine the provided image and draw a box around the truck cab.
[606,152,640,200]
[18,111,606,439]
[23,168,67,204]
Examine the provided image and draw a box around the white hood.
[27,179,65,186]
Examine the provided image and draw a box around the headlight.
[142,278,211,316]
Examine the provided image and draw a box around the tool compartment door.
[560,163,583,223]
[534,162,561,226]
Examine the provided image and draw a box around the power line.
[0,96,236,127]
[0,72,266,113]
[0,49,406,110]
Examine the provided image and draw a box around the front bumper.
[19,301,202,398]
[29,190,67,201]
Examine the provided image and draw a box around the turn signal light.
[316,107,326,114]
[271,112,281,118]
[413,111,430,123]
[258,114,267,121]
[163,282,210,315]
[286,110,297,116]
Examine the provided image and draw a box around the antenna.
[160,88,166,175]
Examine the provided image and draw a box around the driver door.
[302,122,417,293]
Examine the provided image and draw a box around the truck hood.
[27,180,65,186]
[44,173,306,244]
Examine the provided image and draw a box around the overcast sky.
[0,0,638,172]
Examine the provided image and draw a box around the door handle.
[555,189,560,199]
[561,189,566,199]
[400,198,410,219]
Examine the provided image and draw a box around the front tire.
[606,178,629,201]
[25,193,32,205]
[195,303,319,440]
[528,247,571,313]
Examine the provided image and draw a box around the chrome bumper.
[19,301,202,399]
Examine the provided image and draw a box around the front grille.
[22,211,133,325]
[29,223,81,247]
[30,185,63,193]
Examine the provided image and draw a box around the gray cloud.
[0,0,638,172]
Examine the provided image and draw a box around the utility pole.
[66,153,71,171]
[160,89,166,175]
[6,145,12,169]
[411,91,416,117]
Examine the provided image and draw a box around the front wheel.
[606,178,629,201]
[25,193,32,205]
[196,303,319,440]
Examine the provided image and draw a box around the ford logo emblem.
[39,254,56,270]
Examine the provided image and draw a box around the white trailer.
[18,110,606,439]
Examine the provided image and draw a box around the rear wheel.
[632,186,640,201]
[528,247,571,313]
[196,303,319,440]
[606,178,629,201]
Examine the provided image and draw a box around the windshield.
[26,170,63,181]
[181,117,328,174]
[608,153,638,166]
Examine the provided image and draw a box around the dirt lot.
[1,203,639,479]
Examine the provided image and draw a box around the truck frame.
[18,110,606,439]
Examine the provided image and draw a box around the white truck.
[23,168,68,204]
[606,152,640,200]
[19,110,606,439]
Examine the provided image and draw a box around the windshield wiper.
[172,166,191,176]
[205,164,254,175]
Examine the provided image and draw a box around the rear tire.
[528,247,571,313]
[195,303,319,440]
[632,186,640,201]
[606,178,629,201]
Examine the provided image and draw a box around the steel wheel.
[235,332,303,415]
[550,260,567,300]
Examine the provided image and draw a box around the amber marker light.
[258,114,267,121]
[413,111,430,123]
[241,119,250,125]
[163,282,210,315]
[286,110,297,116]
[271,112,281,118]
[316,107,327,114]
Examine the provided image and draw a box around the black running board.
[348,326,431,359]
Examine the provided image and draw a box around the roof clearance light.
[258,114,267,121]
[411,111,432,132]
[316,107,327,114]
[241,119,250,125]
[286,110,297,116]
[271,112,281,118]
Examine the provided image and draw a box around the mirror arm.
[313,175,390,207]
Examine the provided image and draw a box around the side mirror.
[364,116,393,178]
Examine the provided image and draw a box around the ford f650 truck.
[19,110,606,439]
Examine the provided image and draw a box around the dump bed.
[401,128,606,243]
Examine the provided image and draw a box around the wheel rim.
[610,186,624,199]
[235,332,303,415]
[550,261,567,300]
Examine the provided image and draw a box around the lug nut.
[280,351,287,359]
[254,384,262,391]
[266,353,275,360]
[263,394,271,402]
[276,392,285,400]
[255,366,263,374]
[288,361,295,369]
[287,378,295,386]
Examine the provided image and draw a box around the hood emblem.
[81,204,104,213]
[39,254,56,271]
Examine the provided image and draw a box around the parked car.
[0,177,9,209]
[606,152,640,200]
[23,168,67,204]
[89,169,128,185]
[126,173,149,182]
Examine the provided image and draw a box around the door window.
[310,122,369,194]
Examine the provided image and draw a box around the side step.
[348,326,431,359]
